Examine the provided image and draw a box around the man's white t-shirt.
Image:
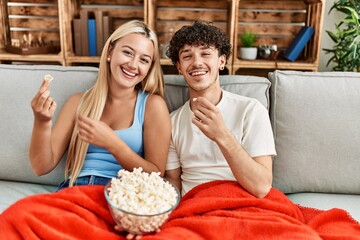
[166,90,276,196]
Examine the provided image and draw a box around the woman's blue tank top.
[78,90,149,178]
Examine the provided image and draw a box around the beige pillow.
[269,70,360,194]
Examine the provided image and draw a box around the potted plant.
[239,31,257,60]
[323,0,360,71]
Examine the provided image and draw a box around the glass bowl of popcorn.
[104,168,180,236]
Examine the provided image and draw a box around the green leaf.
[343,6,359,20]
[326,30,339,43]
[326,56,335,67]
[240,31,256,47]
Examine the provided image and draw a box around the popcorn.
[44,74,53,82]
[106,167,179,234]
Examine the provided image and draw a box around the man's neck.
[189,85,223,108]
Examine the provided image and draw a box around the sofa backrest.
[0,64,98,186]
[269,70,360,194]
[164,75,271,112]
[0,65,271,187]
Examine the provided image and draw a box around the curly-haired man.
[165,21,276,198]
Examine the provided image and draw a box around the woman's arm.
[29,78,81,176]
[82,94,171,176]
[142,94,172,175]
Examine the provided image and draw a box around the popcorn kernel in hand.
[44,74,53,82]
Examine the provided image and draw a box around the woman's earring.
[107,57,111,62]
[220,66,225,70]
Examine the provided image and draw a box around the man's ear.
[219,54,227,69]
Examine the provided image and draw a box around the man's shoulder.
[222,90,268,114]
[170,101,190,118]
[223,90,260,104]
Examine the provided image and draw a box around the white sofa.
[0,64,359,222]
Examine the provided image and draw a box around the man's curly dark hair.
[166,21,232,65]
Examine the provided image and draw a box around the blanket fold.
[1,180,359,240]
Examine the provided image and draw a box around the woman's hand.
[114,225,143,239]
[77,115,118,149]
[30,76,56,122]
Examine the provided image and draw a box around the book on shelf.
[88,18,97,56]
[103,15,112,46]
[283,26,315,62]
[80,9,89,56]
[95,10,103,56]
[72,19,82,56]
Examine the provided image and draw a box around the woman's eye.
[123,50,133,56]
[140,58,150,64]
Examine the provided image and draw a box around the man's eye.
[182,55,191,59]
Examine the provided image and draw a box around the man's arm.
[165,133,183,195]
[192,97,273,198]
[214,132,272,198]
[165,168,182,194]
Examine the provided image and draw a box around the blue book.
[284,26,314,62]
[88,19,97,56]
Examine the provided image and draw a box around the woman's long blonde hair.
[65,20,164,186]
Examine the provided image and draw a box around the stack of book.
[72,10,112,56]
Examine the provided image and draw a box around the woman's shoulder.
[60,93,84,114]
[66,92,84,104]
[146,93,167,106]
[145,93,169,115]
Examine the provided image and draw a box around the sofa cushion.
[164,75,271,113]
[0,180,56,212]
[287,193,360,222]
[269,70,360,194]
[0,64,98,186]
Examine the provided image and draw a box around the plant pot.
[239,47,258,60]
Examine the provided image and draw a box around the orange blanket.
[1,180,359,240]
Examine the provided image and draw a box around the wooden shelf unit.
[0,0,64,65]
[61,0,146,66]
[148,0,234,74]
[232,0,324,75]
[0,0,325,75]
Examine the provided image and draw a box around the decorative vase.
[239,47,258,60]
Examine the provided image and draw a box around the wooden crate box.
[0,0,62,63]
[62,0,146,65]
[148,0,234,73]
[232,0,324,74]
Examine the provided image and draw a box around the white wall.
[319,0,345,71]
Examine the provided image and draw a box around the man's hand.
[191,97,230,142]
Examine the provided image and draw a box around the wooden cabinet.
[0,0,325,75]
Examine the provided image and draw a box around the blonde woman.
[29,20,171,190]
